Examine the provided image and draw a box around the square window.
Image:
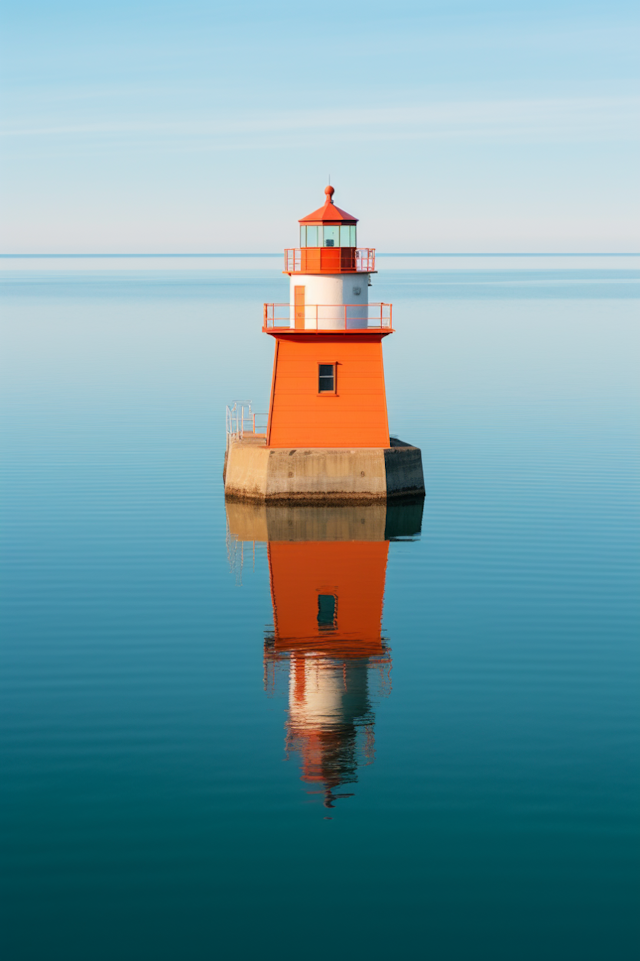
[318,364,335,393]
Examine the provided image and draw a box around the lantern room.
[299,185,358,247]
[285,185,374,274]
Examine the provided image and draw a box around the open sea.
[1,254,639,961]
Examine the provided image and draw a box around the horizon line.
[1,252,638,259]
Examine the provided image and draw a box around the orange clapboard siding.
[267,334,390,448]
[268,540,389,652]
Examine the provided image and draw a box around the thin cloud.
[1,97,638,144]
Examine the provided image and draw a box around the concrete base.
[223,435,425,504]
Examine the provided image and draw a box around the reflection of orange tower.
[226,501,424,808]
[268,537,390,807]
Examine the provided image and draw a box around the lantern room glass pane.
[299,226,306,246]
[340,225,351,247]
[323,226,339,247]
[350,224,357,246]
[305,225,318,247]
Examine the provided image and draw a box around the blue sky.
[1,0,638,252]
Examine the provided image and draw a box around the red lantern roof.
[299,185,358,225]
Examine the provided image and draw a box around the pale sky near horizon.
[1,0,638,253]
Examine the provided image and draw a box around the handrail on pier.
[226,401,268,442]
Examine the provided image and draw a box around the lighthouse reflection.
[225,500,423,808]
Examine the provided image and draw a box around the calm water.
[1,256,639,960]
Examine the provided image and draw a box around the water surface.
[1,256,639,960]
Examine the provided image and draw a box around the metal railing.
[284,247,375,273]
[226,401,268,441]
[263,302,393,331]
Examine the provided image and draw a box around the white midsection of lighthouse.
[289,273,370,330]
[288,658,370,729]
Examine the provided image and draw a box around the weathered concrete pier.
[224,433,424,503]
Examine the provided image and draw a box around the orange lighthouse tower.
[267,185,390,449]
[224,186,424,503]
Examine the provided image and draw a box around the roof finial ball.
[325,184,335,202]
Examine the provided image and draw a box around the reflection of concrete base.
[223,436,425,504]
[226,498,424,542]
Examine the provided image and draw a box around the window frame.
[318,362,337,396]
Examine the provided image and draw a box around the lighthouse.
[226,499,424,807]
[224,186,424,503]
